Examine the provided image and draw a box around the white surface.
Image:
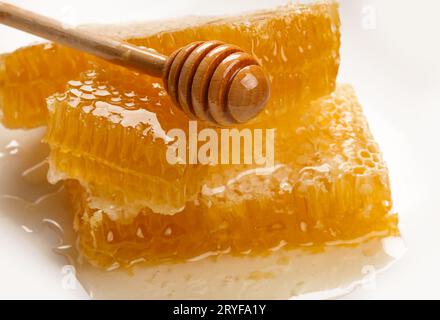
[0,0,440,299]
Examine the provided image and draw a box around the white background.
[0,0,439,299]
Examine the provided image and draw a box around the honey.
[0,1,399,271]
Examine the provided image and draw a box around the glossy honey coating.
[65,85,399,269]
[45,67,201,216]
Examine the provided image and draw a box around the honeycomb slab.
[64,84,398,268]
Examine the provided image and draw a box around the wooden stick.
[0,1,166,77]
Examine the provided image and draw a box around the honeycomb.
[0,44,89,128]
[0,2,340,128]
[0,1,399,269]
[66,85,398,268]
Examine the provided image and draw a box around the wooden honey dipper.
[0,2,270,126]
